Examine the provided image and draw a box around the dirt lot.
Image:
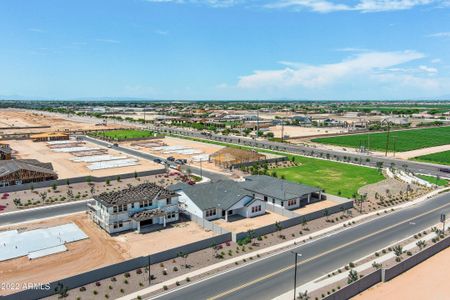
[0,109,122,134]
[125,136,227,173]
[0,213,215,295]
[355,246,450,300]
[269,125,347,139]
[6,139,162,179]
[113,221,215,257]
[213,211,287,233]
[292,200,341,215]
[0,173,180,212]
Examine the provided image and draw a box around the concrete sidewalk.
[117,187,450,300]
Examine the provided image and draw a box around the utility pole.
[148,255,151,286]
[385,122,391,157]
[393,136,397,157]
[441,213,446,234]
[291,252,302,300]
[256,109,260,136]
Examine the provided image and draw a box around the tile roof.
[169,180,253,211]
[95,183,177,207]
[241,175,321,201]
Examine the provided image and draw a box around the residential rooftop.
[241,175,322,201]
[95,183,177,207]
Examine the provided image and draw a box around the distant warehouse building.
[88,183,180,234]
[0,159,57,187]
[30,132,70,142]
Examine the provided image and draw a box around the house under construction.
[0,143,12,160]
[0,159,57,187]
[210,147,266,168]
[30,132,70,142]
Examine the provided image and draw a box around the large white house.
[169,175,323,222]
[88,183,180,234]
[170,180,266,221]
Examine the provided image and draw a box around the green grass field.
[413,150,450,166]
[172,134,385,198]
[417,174,448,186]
[92,129,155,140]
[312,126,450,152]
[272,157,384,198]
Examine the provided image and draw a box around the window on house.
[113,206,117,213]
[123,204,128,211]
[118,205,123,212]
[113,222,118,229]
[131,203,134,209]
[119,221,123,228]
[206,209,216,217]
[167,198,172,205]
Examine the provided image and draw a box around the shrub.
[79,286,86,292]
[173,266,178,272]
[163,285,168,291]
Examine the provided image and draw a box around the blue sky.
[1,0,450,100]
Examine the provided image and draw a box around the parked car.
[167,156,175,162]
[174,159,185,165]
[153,158,162,164]
[113,143,119,147]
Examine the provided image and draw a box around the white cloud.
[431,58,442,63]
[95,39,121,44]
[265,0,435,13]
[28,28,45,33]
[428,32,450,37]
[154,29,169,35]
[238,50,425,88]
[419,65,438,73]
[145,0,242,7]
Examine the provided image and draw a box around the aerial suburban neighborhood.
[1,1,450,300]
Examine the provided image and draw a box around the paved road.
[153,126,450,178]
[0,136,228,227]
[0,201,88,226]
[153,192,450,300]
[82,136,228,182]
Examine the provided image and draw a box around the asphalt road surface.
[82,135,229,182]
[154,126,450,178]
[0,201,88,226]
[153,191,450,300]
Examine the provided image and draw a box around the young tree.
[177,251,189,268]
[347,269,359,284]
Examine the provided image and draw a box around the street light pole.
[148,255,151,286]
[291,252,302,300]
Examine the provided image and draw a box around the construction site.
[0,212,216,296]
[126,136,281,173]
[2,138,162,179]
